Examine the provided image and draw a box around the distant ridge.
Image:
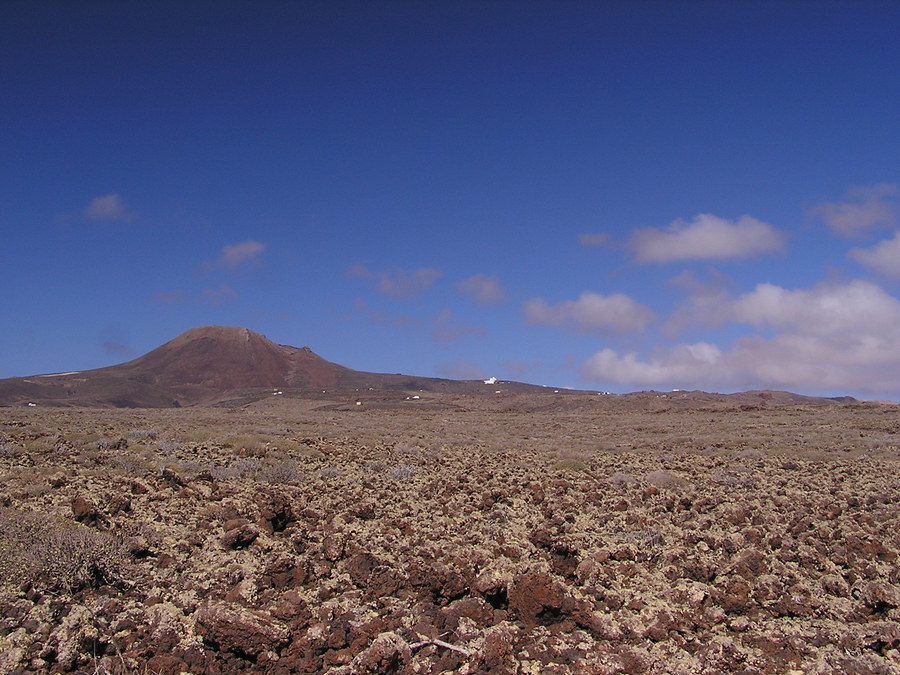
[0,326,860,408]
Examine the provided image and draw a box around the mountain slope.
[0,326,355,407]
[0,326,511,407]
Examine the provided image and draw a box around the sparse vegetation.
[386,463,414,481]
[260,458,302,484]
[1,399,899,673]
[0,508,126,592]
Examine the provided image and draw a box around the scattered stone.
[194,602,290,658]
[70,494,99,524]
[221,524,259,549]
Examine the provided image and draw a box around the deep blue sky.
[3,1,900,399]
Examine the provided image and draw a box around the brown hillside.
[0,326,355,408]
[118,326,346,391]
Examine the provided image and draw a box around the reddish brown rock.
[856,581,900,614]
[323,532,345,561]
[344,552,381,586]
[256,491,296,534]
[441,596,495,630]
[71,494,99,524]
[730,548,768,578]
[343,631,410,673]
[107,493,131,515]
[194,602,290,659]
[508,569,568,626]
[221,524,259,549]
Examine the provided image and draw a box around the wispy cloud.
[577,233,608,247]
[812,183,899,237]
[199,285,239,306]
[629,214,785,262]
[437,360,485,380]
[502,360,533,378]
[102,342,132,357]
[348,264,442,299]
[523,291,655,336]
[219,240,266,269]
[849,230,900,277]
[582,280,900,396]
[152,286,237,306]
[99,325,133,358]
[352,299,415,329]
[83,193,133,222]
[431,309,485,343]
[456,274,508,305]
[153,290,188,305]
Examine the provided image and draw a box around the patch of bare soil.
[1,399,899,673]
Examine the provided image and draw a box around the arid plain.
[2,389,900,674]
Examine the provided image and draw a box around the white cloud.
[582,343,724,388]
[582,280,900,396]
[812,183,899,237]
[456,274,508,305]
[219,240,265,268]
[83,193,132,222]
[849,231,900,277]
[523,291,655,336]
[630,213,785,262]
[729,280,900,334]
[349,265,442,299]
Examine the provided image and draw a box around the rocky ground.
[1,393,900,673]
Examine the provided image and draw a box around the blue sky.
[3,1,900,399]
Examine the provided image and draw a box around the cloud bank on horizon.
[2,2,899,400]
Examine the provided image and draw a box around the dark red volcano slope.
[119,326,346,391]
[0,326,355,407]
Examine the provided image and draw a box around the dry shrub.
[0,442,22,458]
[364,460,387,474]
[387,464,414,481]
[261,459,302,484]
[128,428,158,442]
[0,508,126,592]
[209,457,261,481]
[223,433,268,456]
[644,470,688,489]
[552,450,591,473]
[22,436,57,454]
[394,442,420,457]
[608,472,638,485]
[182,428,214,443]
[320,466,344,479]
[157,439,181,456]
